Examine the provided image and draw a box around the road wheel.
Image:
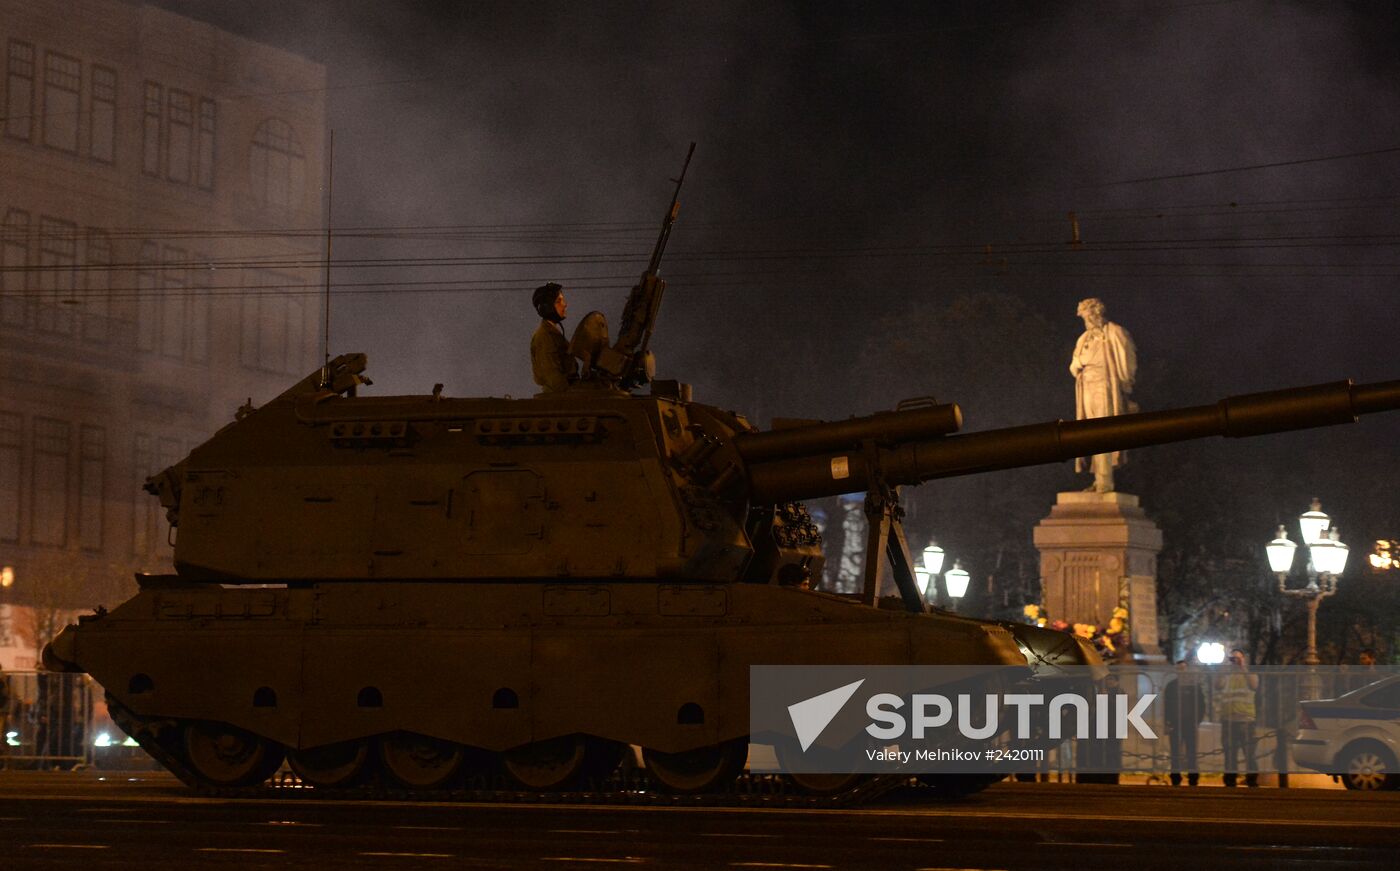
[288,739,373,788]
[643,738,747,794]
[183,721,284,788]
[378,733,466,789]
[502,734,622,791]
[773,741,866,794]
[1337,741,1399,791]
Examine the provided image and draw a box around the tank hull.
[48,579,1041,784]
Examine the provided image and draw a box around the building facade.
[0,0,326,668]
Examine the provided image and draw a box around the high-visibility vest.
[1218,673,1256,721]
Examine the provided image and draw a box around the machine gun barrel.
[646,141,695,276]
[602,143,696,389]
[745,379,1400,504]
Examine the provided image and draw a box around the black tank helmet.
[532,282,564,322]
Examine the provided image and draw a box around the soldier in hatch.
[531,282,578,392]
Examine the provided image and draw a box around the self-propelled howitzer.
[42,355,1400,799]
[38,144,1400,799]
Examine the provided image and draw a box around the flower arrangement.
[1023,604,1130,659]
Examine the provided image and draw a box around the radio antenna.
[320,129,335,389]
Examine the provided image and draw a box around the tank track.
[203,769,913,808]
[108,694,202,789]
[109,696,917,808]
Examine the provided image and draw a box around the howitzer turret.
[39,150,1400,803]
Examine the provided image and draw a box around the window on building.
[241,268,307,373]
[31,417,69,547]
[249,118,305,210]
[89,65,116,163]
[5,40,35,141]
[79,425,104,551]
[142,81,162,177]
[166,90,192,183]
[1,208,30,327]
[161,245,187,358]
[0,412,20,543]
[42,51,80,153]
[136,240,159,351]
[82,229,112,342]
[196,98,216,190]
[36,216,76,335]
[189,253,210,362]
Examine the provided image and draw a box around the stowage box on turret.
[44,149,1400,801]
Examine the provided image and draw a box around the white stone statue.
[1070,297,1137,493]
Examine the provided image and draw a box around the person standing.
[1216,648,1260,787]
[0,664,9,767]
[530,282,578,393]
[1163,658,1205,786]
[1069,298,1137,492]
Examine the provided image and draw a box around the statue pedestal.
[1032,492,1165,662]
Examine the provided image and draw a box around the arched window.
[249,118,305,210]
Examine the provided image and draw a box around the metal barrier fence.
[1015,665,1394,782]
[0,670,155,770]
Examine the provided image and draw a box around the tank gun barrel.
[746,379,1400,504]
[732,400,963,463]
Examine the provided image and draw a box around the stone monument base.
[1033,491,1165,663]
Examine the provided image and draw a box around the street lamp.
[1197,641,1226,665]
[1298,498,1330,545]
[1268,499,1349,668]
[918,543,945,606]
[943,561,970,609]
[921,543,945,576]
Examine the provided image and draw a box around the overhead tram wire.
[27,259,1400,305]
[12,194,1400,247]
[15,237,1400,285]
[1094,144,1400,188]
[17,225,1400,261]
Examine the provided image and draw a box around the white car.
[1292,675,1400,791]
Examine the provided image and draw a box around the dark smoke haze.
[147,0,1400,618]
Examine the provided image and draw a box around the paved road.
[0,772,1396,869]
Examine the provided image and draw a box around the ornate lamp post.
[1267,499,1350,668]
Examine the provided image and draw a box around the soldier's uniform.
[530,282,577,393]
[531,318,576,393]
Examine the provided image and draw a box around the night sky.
[148,1,1400,625]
